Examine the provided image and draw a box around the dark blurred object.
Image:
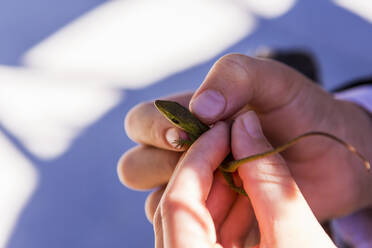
[256,48,321,84]
[333,76,372,92]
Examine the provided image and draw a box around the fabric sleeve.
[334,85,372,114]
[332,85,372,248]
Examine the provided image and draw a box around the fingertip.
[231,111,291,186]
[117,149,137,190]
[117,146,180,190]
[117,146,159,190]
[189,89,226,123]
[145,187,165,223]
[231,111,265,159]
[212,121,230,137]
[240,111,263,139]
[165,127,189,150]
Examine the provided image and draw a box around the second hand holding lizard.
[154,100,370,196]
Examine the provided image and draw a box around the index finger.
[160,122,229,247]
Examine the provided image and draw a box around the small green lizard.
[155,100,370,196]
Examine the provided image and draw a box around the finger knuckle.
[214,53,259,83]
[161,192,183,215]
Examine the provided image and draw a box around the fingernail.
[242,111,263,139]
[190,90,225,120]
[166,128,182,148]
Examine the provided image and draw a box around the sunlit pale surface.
[23,0,256,88]
[236,0,296,18]
[0,66,121,159]
[333,0,372,23]
[0,133,38,248]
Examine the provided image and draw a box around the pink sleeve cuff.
[335,85,372,114]
[332,85,372,247]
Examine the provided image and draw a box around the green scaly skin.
[154,100,370,196]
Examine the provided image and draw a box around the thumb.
[231,111,335,247]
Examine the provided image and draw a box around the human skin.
[151,112,336,247]
[118,54,372,224]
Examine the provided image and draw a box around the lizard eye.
[171,118,180,124]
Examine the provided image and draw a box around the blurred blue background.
[1,0,372,247]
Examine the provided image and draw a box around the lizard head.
[154,100,209,140]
